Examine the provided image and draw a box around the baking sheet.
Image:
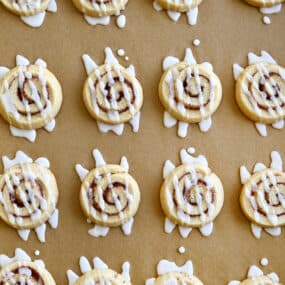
[0,0,284,283]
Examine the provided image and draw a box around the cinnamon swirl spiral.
[240,168,285,227]
[160,164,224,227]
[159,62,222,123]
[156,0,202,12]
[83,63,143,125]
[236,62,285,124]
[0,163,58,229]
[0,65,62,130]
[0,260,56,285]
[72,0,128,17]
[80,164,140,227]
[0,0,51,16]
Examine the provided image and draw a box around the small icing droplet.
[178,246,186,254]
[263,16,271,25]
[116,15,126,29]
[260,258,269,266]
[117,49,125,57]
[34,250,40,256]
[193,39,200,46]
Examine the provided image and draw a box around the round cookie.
[74,268,131,285]
[72,0,128,17]
[159,62,222,123]
[83,63,143,125]
[0,163,59,229]
[0,0,51,16]
[79,164,140,227]
[240,168,285,228]
[0,260,56,285]
[235,62,285,124]
[160,163,224,227]
[0,64,62,130]
[240,275,281,285]
[244,0,285,8]
[156,0,203,12]
[155,272,204,285]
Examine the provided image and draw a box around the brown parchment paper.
[0,0,284,284]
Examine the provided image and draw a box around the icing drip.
[82,48,142,135]
[157,260,193,276]
[153,1,200,26]
[0,151,59,242]
[67,257,130,285]
[162,48,218,138]
[11,0,58,27]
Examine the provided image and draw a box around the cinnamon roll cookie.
[0,0,57,27]
[67,256,131,285]
[72,0,128,28]
[146,259,203,285]
[239,151,285,239]
[0,151,59,242]
[153,0,202,26]
[82,48,143,136]
[0,55,62,142]
[159,48,222,138]
[0,248,56,285]
[228,262,281,285]
[75,148,140,237]
[161,147,224,238]
[233,51,285,136]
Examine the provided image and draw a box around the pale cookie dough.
[0,248,56,285]
[0,55,62,142]
[0,151,59,242]
[82,47,143,135]
[233,50,285,136]
[153,0,203,26]
[0,0,57,27]
[160,48,222,138]
[228,263,281,285]
[239,150,285,239]
[161,146,224,238]
[146,259,204,285]
[72,0,128,28]
[67,256,131,285]
[244,0,284,7]
[75,148,140,237]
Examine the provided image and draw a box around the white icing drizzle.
[153,1,200,26]
[193,39,200,47]
[163,147,218,238]
[162,48,218,138]
[34,250,40,256]
[0,151,58,242]
[157,259,193,276]
[76,149,136,237]
[0,55,58,142]
[241,151,285,238]
[67,257,130,285]
[263,16,271,24]
[82,49,141,135]
[233,50,285,136]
